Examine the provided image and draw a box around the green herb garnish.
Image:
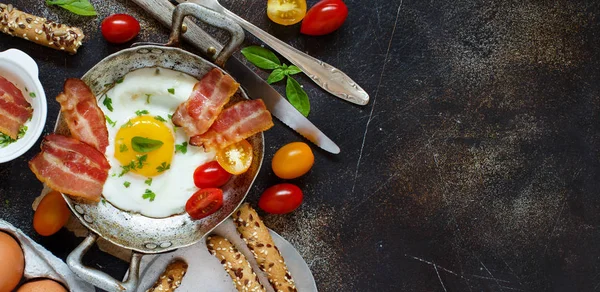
[106,116,116,127]
[156,162,170,173]
[241,46,310,116]
[145,178,152,186]
[29,92,36,98]
[135,109,149,116]
[123,181,131,188]
[121,120,133,128]
[131,137,163,153]
[142,189,156,202]
[116,77,124,84]
[168,114,173,120]
[119,161,136,177]
[119,144,128,153]
[146,94,152,104]
[0,126,27,147]
[103,95,113,112]
[167,88,175,94]
[136,154,148,168]
[45,0,97,16]
[154,116,167,122]
[175,142,188,154]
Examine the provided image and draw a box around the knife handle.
[220,9,370,106]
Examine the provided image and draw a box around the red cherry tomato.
[194,161,232,188]
[101,14,140,44]
[300,0,348,36]
[33,190,70,236]
[258,183,303,214]
[185,188,223,220]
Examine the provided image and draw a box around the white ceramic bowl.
[0,49,47,163]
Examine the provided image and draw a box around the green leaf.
[0,126,27,147]
[146,94,152,104]
[106,116,116,127]
[123,181,131,188]
[121,120,133,128]
[46,0,97,16]
[116,77,124,84]
[135,109,149,116]
[154,116,167,122]
[284,65,302,75]
[103,96,113,112]
[167,88,175,94]
[241,46,281,70]
[119,161,136,177]
[286,76,310,117]
[18,126,27,139]
[168,114,173,120]
[29,92,36,98]
[145,178,152,186]
[142,189,156,202]
[156,162,170,173]
[136,154,148,168]
[175,142,188,154]
[131,137,163,153]
[119,143,128,153]
[267,68,285,84]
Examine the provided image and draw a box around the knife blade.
[131,0,340,154]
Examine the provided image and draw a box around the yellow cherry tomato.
[267,0,307,26]
[272,142,314,179]
[33,191,70,236]
[216,140,254,175]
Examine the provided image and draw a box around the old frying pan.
[59,4,260,291]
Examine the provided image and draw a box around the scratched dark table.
[2,0,600,291]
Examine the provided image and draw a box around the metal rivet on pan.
[137,48,149,54]
[151,49,163,54]
[74,205,84,214]
[145,243,157,249]
[83,214,93,223]
[159,242,172,248]
[207,47,217,56]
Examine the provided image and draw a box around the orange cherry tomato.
[216,140,254,175]
[33,191,70,236]
[271,142,314,179]
[267,0,307,26]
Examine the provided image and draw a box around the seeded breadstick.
[207,235,267,292]
[146,259,188,292]
[233,203,297,292]
[0,3,84,54]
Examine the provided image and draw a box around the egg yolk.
[114,116,174,177]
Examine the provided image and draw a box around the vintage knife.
[131,0,340,154]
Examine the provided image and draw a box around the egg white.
[98,67,215,218]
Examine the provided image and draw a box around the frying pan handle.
[67,233,143,291]
[167,3,244,67]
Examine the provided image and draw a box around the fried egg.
[99,68,214,218]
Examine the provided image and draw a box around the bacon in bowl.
[0,75,32,140]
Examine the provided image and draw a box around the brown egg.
[0,232,25,292]
[16,279,67,292]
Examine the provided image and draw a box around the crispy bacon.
[172,68,239,137]
[0,76,32,138]
[56,78,109,153]
[189,99,274,150]
[29,134,109,202]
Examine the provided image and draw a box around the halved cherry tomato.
[216,140,253,175]
[267,0,307,26]
[258,183,303,214]
[101,14,140,44]
[194,161,232,188]
[33,191,70,236]
[300,0,348,36]
[272,142,314,179]
[185,188,223,220]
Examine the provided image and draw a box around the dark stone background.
[1,0,599,291]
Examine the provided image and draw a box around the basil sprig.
[131,136,163,153]
[45,0,97,16]
[241,46,310,117]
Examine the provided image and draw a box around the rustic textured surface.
[1,0,600,291]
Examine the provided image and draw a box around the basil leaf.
[267,68,285,84]
[286,76,310,117]
[284,65,302,76]
[46,0,97,16]
[241,46,281,70]
[131,137,164,153]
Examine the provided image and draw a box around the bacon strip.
[189,99,274,150]
[56,78,109,153]
[172,68,239,137]
[29,134,109,202]
[0,76,32,138]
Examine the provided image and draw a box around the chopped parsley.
[146,94,152,104]
[136,154,148,168]
[121,120,133,128]
[103,95,113,112]
[101,199,106,205]
[175,142,188,154]
[123,181,131,188]
[168,114,173,120]
[0,126,27,147]
[29,92,36,98]
[106,116,117,127]
[143,189,156,202]
[156,162,170,173]
[116,77,124,84]
[145,178,152,186]
[119,161,136,177]
[135,109,149,116]
[167,88,175,94]
[119,144,128,153]
[154,115,167,122]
